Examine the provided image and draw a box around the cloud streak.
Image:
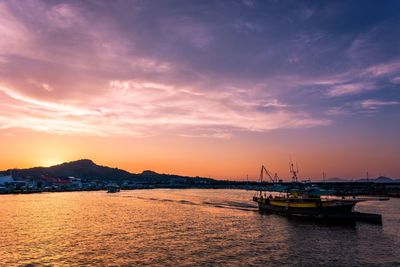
[0,0,399,138]
[327,82,376,97]
[0,79,330,137]
[360,99,400,110]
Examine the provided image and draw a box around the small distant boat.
[253,163,383,224]
[107,184,120,193]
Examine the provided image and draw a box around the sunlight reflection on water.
[0,189,399,266]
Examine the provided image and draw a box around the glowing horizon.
[1,0,400,180]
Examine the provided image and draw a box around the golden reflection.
[0,190,398,266]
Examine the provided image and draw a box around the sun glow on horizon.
[0,1,399,179]
[39,159,64,167]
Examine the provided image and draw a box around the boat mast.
[274,173,279,183]
[261,165,277,183]
[258,165,277,197]
[258,166,263,197]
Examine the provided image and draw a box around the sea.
[0,189,399,266]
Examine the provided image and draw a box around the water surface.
[0,189,399,266]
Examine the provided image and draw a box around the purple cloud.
[0,0,399,138]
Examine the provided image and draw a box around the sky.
[1,0,400,181]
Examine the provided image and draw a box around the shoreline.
[1,184,399,198]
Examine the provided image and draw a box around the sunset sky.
[1,0,399,180]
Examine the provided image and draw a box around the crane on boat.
[259,165,279,183]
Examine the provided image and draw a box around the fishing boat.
[107,184,120,193]
[252,163,383,224]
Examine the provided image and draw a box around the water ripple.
[0,189,399,266]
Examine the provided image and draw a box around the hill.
[357,176,397,183]
[325,177,347,182]
[3,159,132,181]
[325,176,399,183]
[1,159,214,184]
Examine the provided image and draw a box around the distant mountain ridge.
[1,160,399,184]
[0,159,215,184]
[325,176,400,183]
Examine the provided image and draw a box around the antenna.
[289,160,298,182]
[323,172,326,183]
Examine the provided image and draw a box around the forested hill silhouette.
[2,159,215,183]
